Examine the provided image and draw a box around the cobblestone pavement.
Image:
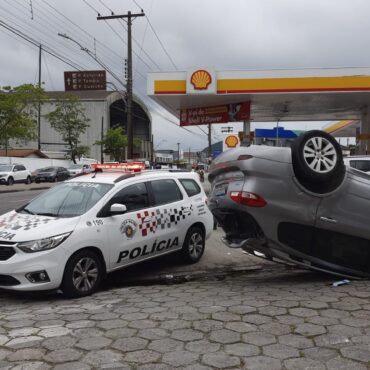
[0,267,369,369]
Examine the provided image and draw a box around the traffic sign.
[64,70,106,91]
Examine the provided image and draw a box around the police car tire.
[61,250,103,298]
[181,226,205,264]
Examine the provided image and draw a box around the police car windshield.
[19,182,113,218]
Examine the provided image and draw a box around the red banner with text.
[180,101,250,126]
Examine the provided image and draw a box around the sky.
[1,0,369,151]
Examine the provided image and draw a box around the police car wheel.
[61,250,103,298]
[181,227,205,264]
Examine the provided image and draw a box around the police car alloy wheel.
[61,250,104,298]
[181,226,205,263]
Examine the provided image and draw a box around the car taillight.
[229,191,267,207]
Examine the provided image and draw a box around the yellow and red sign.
[180,101,250,126]
[190,70,212,90]
[225,135,239,148]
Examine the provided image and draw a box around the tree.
[75,145,90,161]
[45,94,90,163]
[0,84,46,148]
[96,127,141,162]
[96,127,127,162]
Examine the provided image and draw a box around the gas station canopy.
[147,67,370,122]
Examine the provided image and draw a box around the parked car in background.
[208,130,370,279]
[67,164,93,177]
[35,166,70,183]
[0,164,32,185]
[343,155,370,173]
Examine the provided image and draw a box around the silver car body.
[208,145,370,279]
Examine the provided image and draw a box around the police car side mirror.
[109,203,127,216]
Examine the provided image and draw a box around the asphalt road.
[0,189,44,215]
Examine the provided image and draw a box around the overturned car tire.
[291,130,345,194]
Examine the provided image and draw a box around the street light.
[57,33,126,91]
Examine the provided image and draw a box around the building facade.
[8,91,152,162]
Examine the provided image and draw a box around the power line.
[1,1,92,70]
[81,0,155,75]
[36,0,127,69]
[0,19,85,71]
[132,0,177,70]
[97,0,162,72]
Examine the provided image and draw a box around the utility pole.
[188,147,191,164]
[37,44,42,150]
[101,116,104,164]
[177,142,180,164]
[97,11,145,160]
[208,123,212,161]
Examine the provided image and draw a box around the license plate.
[215,183,228,196]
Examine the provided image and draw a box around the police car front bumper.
[0,245,68,291]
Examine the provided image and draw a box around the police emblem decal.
[120,219,138,239]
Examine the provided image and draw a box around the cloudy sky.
[1,0,369,151]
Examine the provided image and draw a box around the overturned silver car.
[208,130,370,278]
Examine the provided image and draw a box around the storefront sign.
[180,101,250,126]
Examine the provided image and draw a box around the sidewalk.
[0,183,53,194]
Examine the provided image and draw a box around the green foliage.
[96,126,127,162]
[96,126,141,162]
[75,145,90,160]
[45,94,90,163]
[0,84,47,146]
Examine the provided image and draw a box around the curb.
[0,187,50,195]
[106,264,266,288]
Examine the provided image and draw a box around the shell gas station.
[147,67,370,154]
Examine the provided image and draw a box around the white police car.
[0,163,213,297]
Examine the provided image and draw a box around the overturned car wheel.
[291,130,345,194]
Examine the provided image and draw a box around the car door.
[147,178,191,253]
[13,165,23,182]
[99,181,154,270]
[314,174,370,273]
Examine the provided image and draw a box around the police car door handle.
[320,216,337,224]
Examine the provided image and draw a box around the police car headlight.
[17,232,71,253]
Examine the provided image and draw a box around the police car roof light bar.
[91,163,145,172]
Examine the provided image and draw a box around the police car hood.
[0,211,79,242]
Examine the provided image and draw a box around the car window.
[350,160,370,172]
[0,165,12,172]
[111,182,149,212]
[180,179,201,197]
[150,179,183,206]
[20,182,113,218]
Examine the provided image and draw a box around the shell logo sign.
[225,135,239,148]
[187,68,216,94]
[190,70,212,90]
